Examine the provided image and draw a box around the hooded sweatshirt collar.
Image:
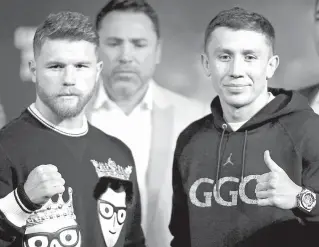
[210,88,311,132]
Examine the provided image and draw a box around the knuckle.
[51,165,58,171]
[269,190,276,197]
[270,179,277,188]
[39,173,48,182]
[32,166,42,175]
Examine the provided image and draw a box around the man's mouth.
[109,230,116,234]
[224,84,248,87]
[58,93,79,97]
[113,67,137,74]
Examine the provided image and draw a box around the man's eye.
[218,55,231,61]
[75,64,88,69]
[245,55,257,61]
[49,65,63,69]
[134,43,147,48]
[107,42,119,47]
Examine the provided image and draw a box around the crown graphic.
[90,158,132,180]
[26,187,76,228]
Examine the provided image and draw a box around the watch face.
[301,192,316,210]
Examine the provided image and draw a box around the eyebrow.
[214,48,260,55]
[105,37,148,42]
[45,61,92,66]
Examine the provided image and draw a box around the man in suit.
[299,0,319,112]
[86,0,208,246]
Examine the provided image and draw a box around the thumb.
[264,150,282,172]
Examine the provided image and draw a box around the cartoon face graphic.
[23,188,81,247]
[98,187,127,247]
[23,219,81,247]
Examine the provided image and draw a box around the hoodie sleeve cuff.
[307,193,319,216]
[0,189,32,227]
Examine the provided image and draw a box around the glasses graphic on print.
[23,187,82,247]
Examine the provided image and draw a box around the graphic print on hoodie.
[170,89,319,247]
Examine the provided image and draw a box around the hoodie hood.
[210,88,311,132]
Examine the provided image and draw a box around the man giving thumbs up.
[256,150,306,210]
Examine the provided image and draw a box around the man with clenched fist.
[0,11,145,247]
[23,164,66,205]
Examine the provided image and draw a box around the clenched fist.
[24,164,65,205]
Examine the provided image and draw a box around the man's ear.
[201,52,211,77]
[155,39,162,65]
[96,61,103,82]
[266,55,279,80]
[29,59,37,83]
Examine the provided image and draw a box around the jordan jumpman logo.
[223,153,234,166]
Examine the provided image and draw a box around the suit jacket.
[141,83,209,247]
[86,81,209,247]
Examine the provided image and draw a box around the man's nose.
[119,44,133,64]
[63,66,76,85]
[229,57,245,78]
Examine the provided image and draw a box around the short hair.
[33,11,99,57]
[95,0,160,38]
[204,7,275,53]
[93,176,133,207]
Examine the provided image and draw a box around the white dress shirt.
[88,81,153,232]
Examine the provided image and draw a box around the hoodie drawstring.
[216,124,227,195]
[216,126,248,195]
[240,130,248,183]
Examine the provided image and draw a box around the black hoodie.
[169,89,319,247]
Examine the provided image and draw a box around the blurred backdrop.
[0,0,318,122]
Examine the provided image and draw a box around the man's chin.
[51,105,84,118]
[110,86,141,100]
[223,97,252,108]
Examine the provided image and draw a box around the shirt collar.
[28,103,88,137]
[93,79,154,111]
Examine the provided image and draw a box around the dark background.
[1,0,318,121]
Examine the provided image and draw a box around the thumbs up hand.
[255,150,302,209]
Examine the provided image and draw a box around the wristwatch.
[296,188,316,213]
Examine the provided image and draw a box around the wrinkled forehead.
[25,219,77,234]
